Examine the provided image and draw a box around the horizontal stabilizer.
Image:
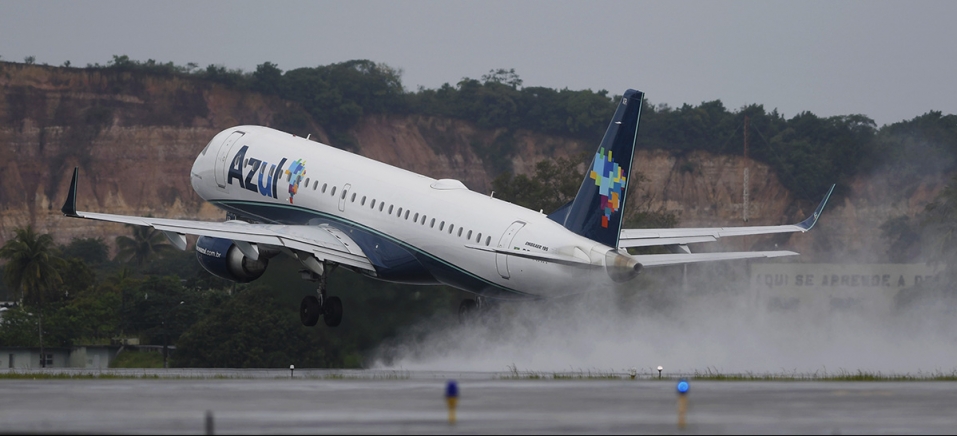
[619,184,835,249]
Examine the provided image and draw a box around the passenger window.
[404,210,410,220]
[351,193,356,202]
[313,181,318,190]
[458,228,463,237]
[421,215,427,225]
[486,236,491,246]
[287,172,292,182]
[322,183,327,193]
[449,224,454,234]
[397,207,403,216]
[361,196,366,205]
[430,218,435,228]
[379,203,385,212]
[371,199,376,208]
[389,205,394,214]
[269,167,274,177]
[467,230,472,239]
[341,190,347,200]
[331,186,336,196]
[261,165,266,174]
[440,221,445,231]
[477,233,482,243]
[304,178,310,187]
[413,213,419,222]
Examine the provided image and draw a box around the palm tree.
[0,226,66,367]
[114,225,175,265]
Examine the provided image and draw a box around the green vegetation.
[110,351,164,368]
[0,224,457,368]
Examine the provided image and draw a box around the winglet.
[796,184,835,230]
[61,167,80,217]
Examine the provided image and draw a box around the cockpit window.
[200,139,214,155]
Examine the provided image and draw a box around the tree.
[252,62,283,95]
[0,226,66,367]
[921,175,957,273]
[492,154,587,213]
[114,225,175,266]
[482,68,523,89]
[60,237,109,265]
[173,286,341,368]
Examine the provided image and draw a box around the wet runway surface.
[1,370,956,434]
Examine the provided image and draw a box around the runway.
[1,370,956,434]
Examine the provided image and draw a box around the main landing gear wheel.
[299,261,344,328]
[300,296,321,327]
[323,296,343,327]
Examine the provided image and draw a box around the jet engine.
[195,236,271,283]
[604,249,643,283]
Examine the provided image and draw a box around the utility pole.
[743,116,750,223]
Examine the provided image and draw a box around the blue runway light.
[676,379,690,394]
[445,380,459,398]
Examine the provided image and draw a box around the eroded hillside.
[0,62,947,261]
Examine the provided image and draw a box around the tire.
[458,299,477,324]
[323,296,343,327]
[300,295,321,327]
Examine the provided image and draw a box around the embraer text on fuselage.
[226,145,288,199]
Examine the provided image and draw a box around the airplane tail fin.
[559,89,644,248]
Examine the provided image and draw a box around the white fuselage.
[190,126,617,299]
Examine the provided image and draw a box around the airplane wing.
[60,168,374,272]
[618,185,834,249]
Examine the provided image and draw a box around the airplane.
[61,89,833,327]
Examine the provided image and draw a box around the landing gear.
[300,295,321,327]
[322,296,343,327]
[299,262,343,327]
[458,299,477,323]
[458,297,493,324]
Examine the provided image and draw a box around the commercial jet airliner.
[61,89,832,327]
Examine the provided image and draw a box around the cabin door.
[495,221,525,279]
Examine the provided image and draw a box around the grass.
[690,368,957,382]
[0,369,411,381]
[2,365,955,382]
[110,351,165,369]
[496,364,957,382]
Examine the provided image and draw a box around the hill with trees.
[0,56,954,367]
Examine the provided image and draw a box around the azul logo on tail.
[590,147,627,228]
[227,145,301,202]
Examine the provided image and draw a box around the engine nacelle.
[195,236,269,283]
[604,249,643,283]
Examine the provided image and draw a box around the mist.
[372,263,957,375]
